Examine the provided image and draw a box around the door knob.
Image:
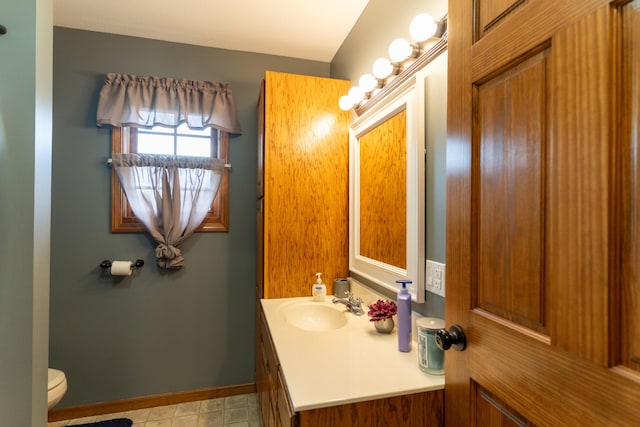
[435,325,466,351]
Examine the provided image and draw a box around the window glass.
[177,136,211,157]
[137,133,175,155]
[136,125,213,157]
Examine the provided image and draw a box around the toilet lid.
[48,369,66,391]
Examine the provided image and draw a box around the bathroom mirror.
[349,74,425,302]
[359,108,407,270]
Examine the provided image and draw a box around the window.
[111,125,229,232]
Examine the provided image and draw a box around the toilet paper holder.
[100,259,145,270]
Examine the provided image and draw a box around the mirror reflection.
[359,109,407,269]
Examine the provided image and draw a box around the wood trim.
[48,383,256,422]
[198,130,230,232]
[110,127,143,232]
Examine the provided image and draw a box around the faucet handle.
[347,292,362,306]
[353,298,365,315]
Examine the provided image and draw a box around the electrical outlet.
[425,260,445,297]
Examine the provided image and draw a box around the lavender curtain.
[111,154,224,269]
[96,73,242,134]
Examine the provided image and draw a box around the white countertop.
[261,296,445,411]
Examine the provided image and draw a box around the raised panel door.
[446,0,640,425]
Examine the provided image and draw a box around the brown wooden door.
[446,0,640,425]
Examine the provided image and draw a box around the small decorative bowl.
[374,317,395,334]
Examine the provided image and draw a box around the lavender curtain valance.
[96,73,242,134]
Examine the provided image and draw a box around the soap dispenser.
[396,280,412,352]
[312,272,327,301]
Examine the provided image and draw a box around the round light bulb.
[372,58,393,79]
[410,13,437,42]
[348,86,365,104]
[388,38,412,62]
[339,95,354,111]
[358,73,378,93]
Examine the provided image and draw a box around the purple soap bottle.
[396,280,412,352]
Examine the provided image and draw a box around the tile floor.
[48,393,262,427]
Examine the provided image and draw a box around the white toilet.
[47,368,67,409]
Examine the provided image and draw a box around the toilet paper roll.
[110,261,133,276]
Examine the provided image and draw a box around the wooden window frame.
[111,126,229,233]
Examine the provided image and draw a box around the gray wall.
[0,0,52,424]
[331,0,448,318]
[50,27,329,406]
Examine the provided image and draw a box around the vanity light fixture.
[372,57,395,80]
[409,13,438,42]
[359,73,378,93]
[388,38,415,63]
[348,86,366,105]
[339,95,354,111]
[339,12,445,112]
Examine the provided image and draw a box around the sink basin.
[280,301,348,332]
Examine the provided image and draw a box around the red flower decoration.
[367,299,398,321]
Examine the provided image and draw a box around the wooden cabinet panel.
[256,344,272,425]
[276,369,297,427]
[546,6,610,364]
[298,390,443,427]
[476,0,525,37]
[259,71,351,299]
[474,385,529,427]
[475,49,548,335]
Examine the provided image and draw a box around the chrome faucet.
[332,291,365,316]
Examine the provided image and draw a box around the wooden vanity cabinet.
[257,305,298,427]
[257,304,444,427]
